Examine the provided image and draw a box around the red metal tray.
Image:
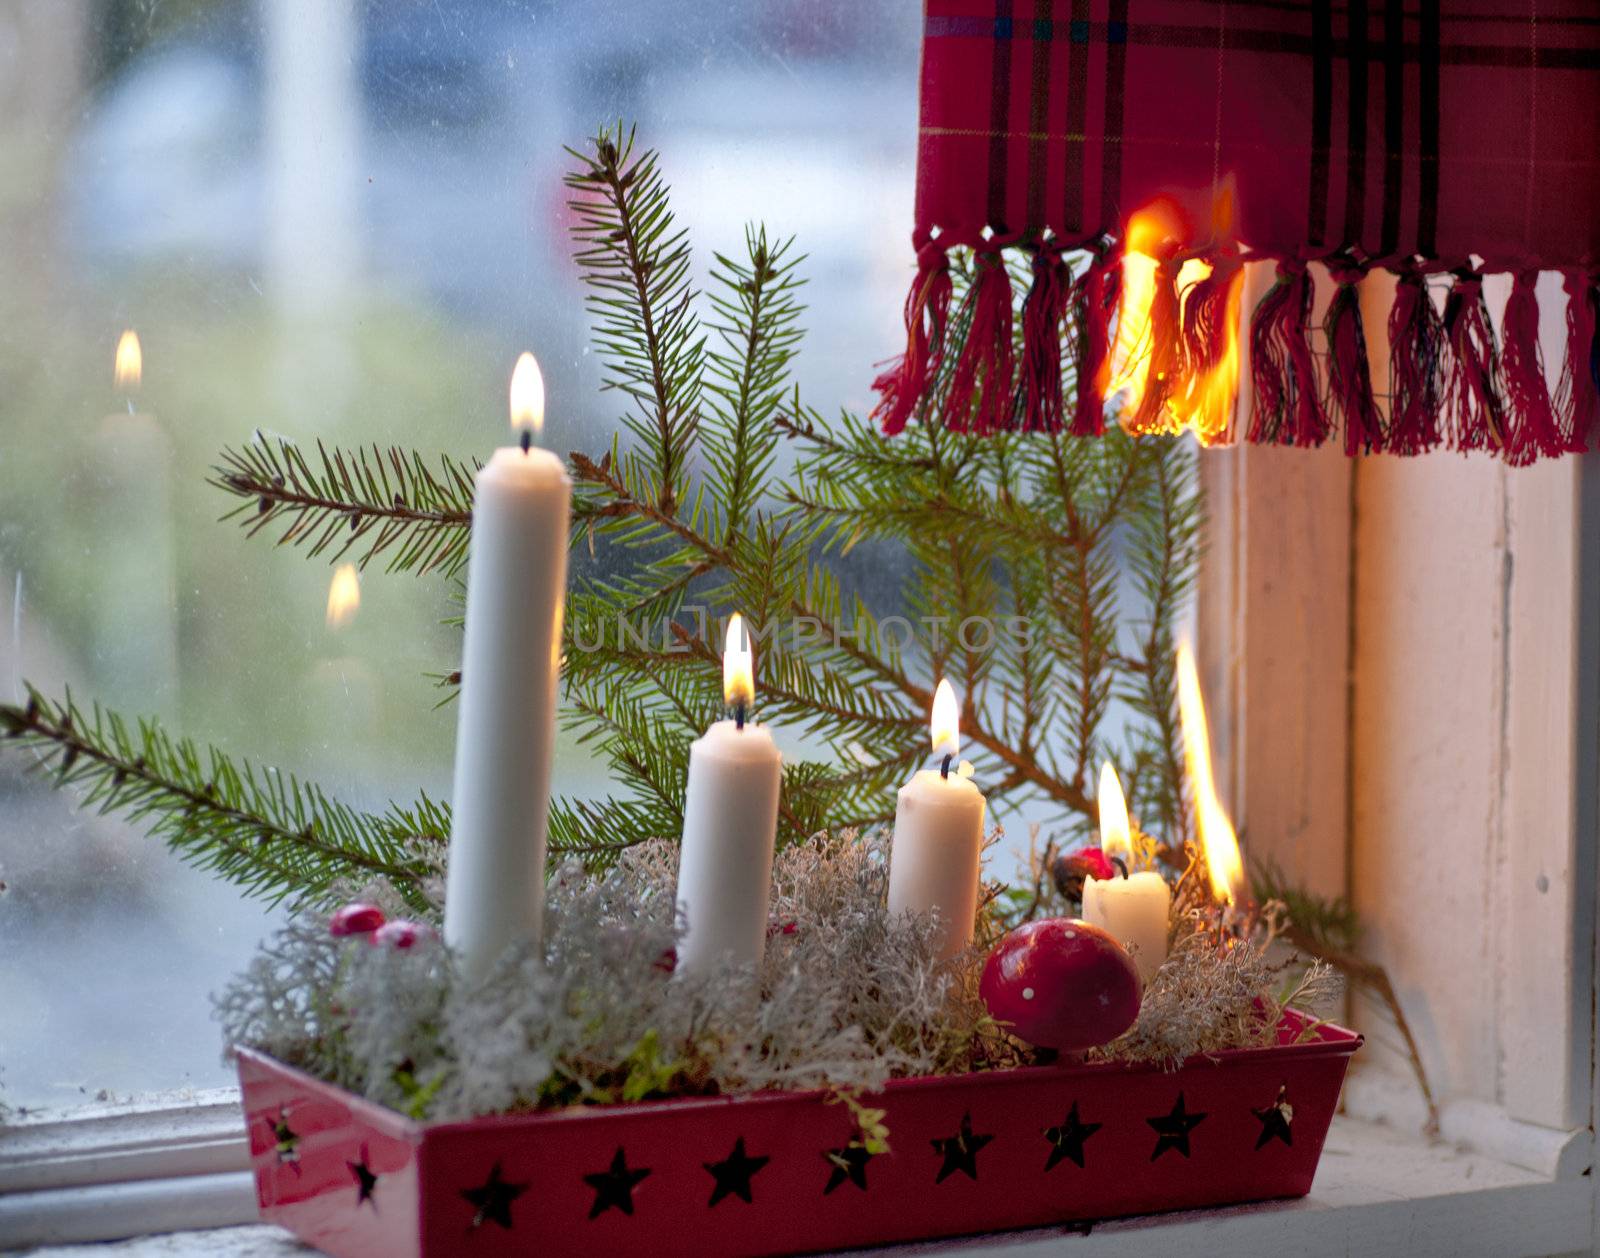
[238,1011,1359,1257]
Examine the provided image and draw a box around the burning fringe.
[870,241,1600,464]
[1174,253,1244,440]
[1130,254,1185,434]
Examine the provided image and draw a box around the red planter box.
[238,1011,1359,1257]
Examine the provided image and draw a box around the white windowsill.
[0,1090,249,1195]
[2,1112,1591,1256]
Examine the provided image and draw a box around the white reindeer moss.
[217,831,1005,1121]
[216,831,1337,1120]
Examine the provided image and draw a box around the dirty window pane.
[0,0,917,1112]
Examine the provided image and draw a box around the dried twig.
[1285,927,1440,1133]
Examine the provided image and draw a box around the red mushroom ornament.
[980,918,1141,1051]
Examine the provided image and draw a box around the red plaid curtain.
[874,0,1600,463]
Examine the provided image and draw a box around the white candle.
[674,614,783,974]
[888,679,987,959]
[1082,761,1170,984]
[444,352,570,978]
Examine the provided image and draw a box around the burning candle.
[1081,761,1171,984]
[1176,640,1248,909]
[443,352,571,979]
[674,614,783,975]
[888,679,987,959]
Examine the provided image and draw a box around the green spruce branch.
[564,124,704,514]
[212,435,476,577]
[542,130,1185,856]
[0,687,441,911]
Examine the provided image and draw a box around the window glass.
[0,0,918,1111]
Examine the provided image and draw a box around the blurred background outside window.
[0,0,920,1112]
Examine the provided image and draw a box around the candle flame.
[1176,640,1246,906]
[722,613,754,709]
[114,330,142,394]
[326,563,361,629]
[510,351,545,436]
[930,678,960,760]
[1097,760,1131,862]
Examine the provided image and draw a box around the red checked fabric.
[872,0,1600,461]
[914,0,1600,269]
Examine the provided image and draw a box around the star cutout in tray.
[930,1112,993,1184]
[822,1144,874,1195]
[266,1110,299,1169]
[704,1136,770,1207]
[461,1163,528,1231]
[1043,1101,1102,1171]
[1253,1084,1294,1149]
[347,1146,378,1207]
[584,1146,652,1219]
[1147,1092,1208,1161]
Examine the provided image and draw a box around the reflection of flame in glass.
[326,564,361,629]
[722,613,754,709]
[1097,760,1131,862]
[509,351,545,436]
[930,677,960,760]
[1176,640,1246,905]
[114,330,143,394]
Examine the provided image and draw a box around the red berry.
[979,918,1141,1051]
[1074,847,1117,882]
[329,903,386,937]
[372,920,433,950]
[1049,847,1117,901]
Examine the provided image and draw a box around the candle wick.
[940,753,952,780]
[734,702,747,732]
[520,429,532,454]
[1111,855,1129,879]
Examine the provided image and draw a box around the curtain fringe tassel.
[871,238,1588,465]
